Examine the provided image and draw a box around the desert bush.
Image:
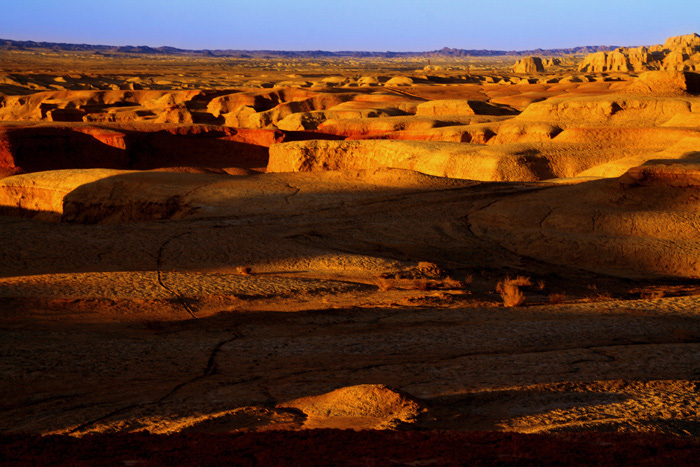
[640,290,664,300]
[548,293,566,304]
[409,278,430,291]
[496,278,526,307]
[511,276,532,287]
[375,277,395,291]
[237,266,252,276]
[673,328,694,342]
[417,261,445,277]
[588,292,612,302]
[442,276,467,289]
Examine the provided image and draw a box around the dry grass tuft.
[417,261,445,277]
[511,276,532,287]
[409,279,431,291]
[548,293,566,305]
[673,328,694,343]
[496,277,526,307]
[441,276,468,289]
[640,290,665,300]
[237,266,253,276]
[145,320,165,334]
[537,280,546,291]
[588,292,612,302]
[375,277,395,291]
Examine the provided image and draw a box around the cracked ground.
[2,178,700,436]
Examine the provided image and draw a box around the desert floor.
[1,46,700,463]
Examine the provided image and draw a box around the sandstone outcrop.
[624,71,700,96]
[267,139,578,181]
[316,115,468,137]
[415,99,517,116]
[516,94,697,126]
[0,90,209,122]
[663,33,700,49]
[0,124,282,175]
[579,34,700,73]
[275,108,401,131]
[512,57,544,74]
[0,167,476,223]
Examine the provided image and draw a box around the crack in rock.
[156,231,197,319]
[68,333,242,433]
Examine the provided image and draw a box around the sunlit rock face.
[579,34,700,72]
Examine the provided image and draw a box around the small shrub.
[589,292,612,302]
[441,277,466,289]
[409,278,430,291]
[548,293,566,305]
[511,276,532,287]
[640,290,664,300]
[673,328,694,342]
[145,320,165,333]
[537,280,546,291]
[375,277,395,291]
[237,266,252,276]
[496,278,526,307]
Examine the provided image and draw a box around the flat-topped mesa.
[578,33,700,73]
[512,56,544,74]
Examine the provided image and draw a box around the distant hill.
[426,46,619,57]
[0,38,618,58]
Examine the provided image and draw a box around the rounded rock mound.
[385,76,414,86]
[278,384,425,430]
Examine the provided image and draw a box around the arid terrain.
[2,34,700,464]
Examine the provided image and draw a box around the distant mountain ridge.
[0,38,618,58]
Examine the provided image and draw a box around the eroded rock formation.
[512,56,544,74]
[579,34,700,72]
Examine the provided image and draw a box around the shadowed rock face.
[0,124,279,176]
[470,160,700,278]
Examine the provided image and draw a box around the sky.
[1,0,699,52]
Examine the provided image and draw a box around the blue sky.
[1,0,698,51]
